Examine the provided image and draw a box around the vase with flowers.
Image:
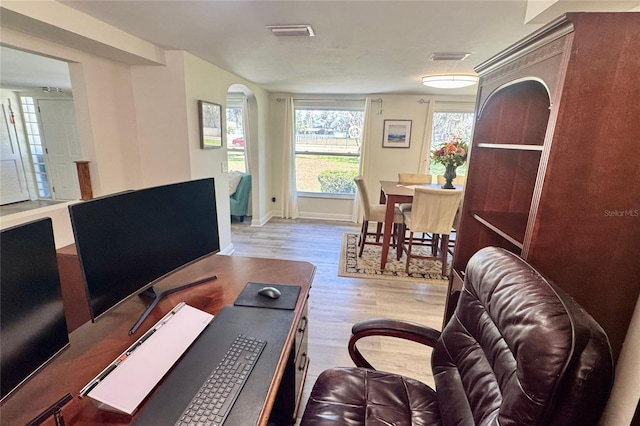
[431,135,469,189]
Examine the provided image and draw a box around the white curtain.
[418,99,436,174]
[242,96,251,174]
[281,97,299,219]
[351,97,373,223]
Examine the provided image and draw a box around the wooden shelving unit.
[471,212,528,249]
[476,143,544,151]
[446,12,640,362]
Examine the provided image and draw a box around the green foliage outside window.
[294,108,363,194]
[317,170,357,194]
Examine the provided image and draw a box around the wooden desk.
[0,254,315,426]
[379,181,461,269]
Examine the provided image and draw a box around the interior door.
[38,99,81,200]
[0,102,30,205]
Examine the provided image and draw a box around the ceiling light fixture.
[267,25,315,37]
[421,74,479,89]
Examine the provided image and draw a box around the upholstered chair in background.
[354,175,403,258]
[397,173,432,213]
[401,187,462,276]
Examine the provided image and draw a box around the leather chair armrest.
[348,318,441,369]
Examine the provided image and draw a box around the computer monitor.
[1,218,70,403]
[68,178,220,335]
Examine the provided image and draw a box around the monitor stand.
[26,393,72,426]
[129,275,217,335]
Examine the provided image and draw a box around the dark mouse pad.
[234,282,301,310]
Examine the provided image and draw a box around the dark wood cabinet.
[446,12,640,362]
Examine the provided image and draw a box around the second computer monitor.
[68,178,221,322]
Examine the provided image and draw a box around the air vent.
[429,52,471,61]
[267,25,315,37]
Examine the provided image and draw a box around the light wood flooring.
[230,218,448,421]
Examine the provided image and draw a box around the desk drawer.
[294,325,309,398]
[295,301,309,356]
[293,301,309,419]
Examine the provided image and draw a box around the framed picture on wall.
[198,100,223,149]
[382,120,412,148]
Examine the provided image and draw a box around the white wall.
[130,51,192,187]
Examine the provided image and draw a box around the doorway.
[226,94,247,174]
[226,85,257,226]
[17,96,81,201]
[36,98,82,200]
[0,46,80,207]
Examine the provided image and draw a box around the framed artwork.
[198,100,222,149]
[382,120,412,148]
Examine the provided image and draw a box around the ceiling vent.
[267,25,315,37]
[429,52,471,61]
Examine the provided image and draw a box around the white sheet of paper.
[87,304,213,415]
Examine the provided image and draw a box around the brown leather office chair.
[301,247,614,426]
[354,175,403,257]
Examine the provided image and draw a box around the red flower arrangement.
[431,135,468,167]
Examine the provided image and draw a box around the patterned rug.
[338,233,449,282]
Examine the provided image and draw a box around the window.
[429,111,474,177]
[20,97,51,198]
[294,102,364,195]
[226,98,246,173]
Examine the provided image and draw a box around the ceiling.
[1,1,638,96]
[0,46,71,92]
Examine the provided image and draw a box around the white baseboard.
[219,244,234,255]
[252,210,274,227]
[298,211,354,222]
[251,210,355,224]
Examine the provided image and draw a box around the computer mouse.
[258,286,282,299]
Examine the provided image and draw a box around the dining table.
[378,180,462,270]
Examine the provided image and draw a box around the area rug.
[338,233,449,282]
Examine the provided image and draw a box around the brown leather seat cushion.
[302,367,440,425]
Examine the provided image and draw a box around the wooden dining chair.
[397,173,432,213]
[401,187,463,276]
[397,173,432,184]
[354,175,403,258]
[433,204,461,258]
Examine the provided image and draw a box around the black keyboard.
[175,334,266,426]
